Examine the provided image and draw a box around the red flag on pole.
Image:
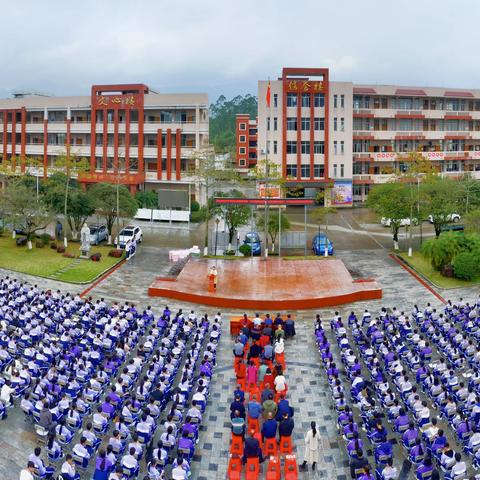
[266,80,271,108]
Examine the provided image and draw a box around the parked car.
[381,217,418,227]
[115,225,143,249]
[440,223,464,232]
[312,233,334,256]
[89,224,108,245]
[243,232,262,256]
[428,213,461,224]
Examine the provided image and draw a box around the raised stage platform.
[148,257,382,310]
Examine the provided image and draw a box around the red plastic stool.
[266,455,281,480]
[247,417,260,434]
[230,433,244,456]
[263,437,278,456]
[254,431,263,450]
[227,455,242,480]
[284,454,298,480]
[245,457,260,480]
[276,353,286,371]
[279,435,293,454]
[249,387,260,401]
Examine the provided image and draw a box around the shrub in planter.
[190,210,205,223]
[190,200,200,212]
[224,249,236,256]
[239,244,251,256]
[35,240,44,248]
[62,252,75,258]
[108,249,123,258]
[90,253,102,261]
[56,245,66,253]
[453,252,478,280]
[16,237,28,247]
[50,242,57,250]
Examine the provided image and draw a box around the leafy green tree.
[420,176,461,238]
[311,185,336,238]
[44,175,95,240]
[213,190,250,246]
[421,231,462,270]
[191,148,240,253]
[53,153,90,247]
[257,210,291,251]
[209,95,258,152]
[2,181,52,249]
[90,183,138,243]
[366,182,412,250]
[458,174,480,213]
[135,191,158,209]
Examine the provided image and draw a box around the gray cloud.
[1,0,480,102]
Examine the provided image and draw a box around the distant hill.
[209,94,258,153]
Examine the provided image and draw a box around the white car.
[381,217,417,227]
[115,225,143,249]
[428,213,461,224]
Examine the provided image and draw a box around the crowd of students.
[228,313,298,478]
[316,299,480,480]
[0,275,221,480]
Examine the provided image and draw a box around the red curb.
[79,259,126,298]
[389,254,447,304]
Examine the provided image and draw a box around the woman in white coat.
[300,421,320,471]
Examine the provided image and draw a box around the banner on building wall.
[374,152,396,162]
[331,181,353,206]
[423,152,445,160]
[258,183,281,199]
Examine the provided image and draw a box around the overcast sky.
[2,0,480,103]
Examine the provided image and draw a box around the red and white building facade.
[0,83,209,194]
[237,68,480,203]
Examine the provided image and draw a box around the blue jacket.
[262,419,277,439]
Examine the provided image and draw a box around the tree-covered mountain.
[209,94,257,153]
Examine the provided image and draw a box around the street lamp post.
[214,217,220,256]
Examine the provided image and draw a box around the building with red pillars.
[238,67,480,205]
[0,84,209,195]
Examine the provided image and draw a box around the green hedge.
[453,252,479,280]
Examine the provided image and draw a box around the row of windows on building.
[352,139,477,153]
[353,95,480,112]
[19,155,193,173]
[0,110,202,124]
[1,133,197,148]
[285,164,324,178]
[353,118,475,132]
[270,93,345,109]
[266,117,345,132]
[352,161,471,175]
[286,93,325,108]
[284,163,346,178]
[240,140,346,156]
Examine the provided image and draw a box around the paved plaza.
[0,245,477,479]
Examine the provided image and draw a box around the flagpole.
[263,78,271,261]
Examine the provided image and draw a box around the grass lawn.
[0,236,123,284]
[398,251,480,289]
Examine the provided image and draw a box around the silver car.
[89,224,108,245]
